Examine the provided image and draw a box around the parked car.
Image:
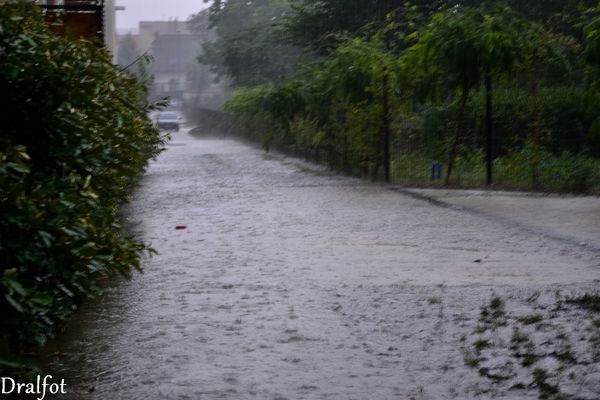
[156,112,180,131]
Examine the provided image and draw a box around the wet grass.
[465,296,510,372]
[521,347,537,367]
[517,314,544,325]
[465,292,600,398]
[565,293,600,312]
[510,382,526,390]
[509,327,538,367]
[478,367,511,382]
[510,327,529,345]
[532,368,561,399]
[465,353,484,368]
[478,295,507,330]
[473,339,491,352]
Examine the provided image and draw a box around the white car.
[156,112,180,131]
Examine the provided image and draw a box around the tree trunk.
[529,85,542,189]
[445,92,469,185]
[382,66,391,183]
[485,73,493,185]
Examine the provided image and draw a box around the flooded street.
[45,127,600,399]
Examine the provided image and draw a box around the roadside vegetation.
[0,2,165,375]
[194,0,600,193]
[463,291,600,399]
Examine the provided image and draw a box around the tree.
[583,14,600,85]
[515,23,579,187]
[581,13,600,155]
[191,0,300,87]
[285,0,404,54]
[284,0,597,56]
[403,6,524,184]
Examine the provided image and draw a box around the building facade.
[116,11,227,110]
[37,0,119,61]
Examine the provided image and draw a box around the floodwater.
[43,127,600,399]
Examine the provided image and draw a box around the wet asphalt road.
[44,127,600,400]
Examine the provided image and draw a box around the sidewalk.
[398,187,600,250]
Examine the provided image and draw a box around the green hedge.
[0,2,165,373]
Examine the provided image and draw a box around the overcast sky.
[116,0,210,32]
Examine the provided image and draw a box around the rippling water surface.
[42,128,600,399]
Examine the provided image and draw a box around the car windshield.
[158,113,177,120]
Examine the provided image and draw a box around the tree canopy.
[196,0,600,192]
[191,0,300,86]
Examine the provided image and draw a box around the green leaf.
[5,294,24,313]
[5,278,28,297]
[0,358,27,369]
[29,292,54,307]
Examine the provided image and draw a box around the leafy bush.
[392,149,600,192]
[0,2,165,372]
[224,85,286,149]
[225,37,397,172]
[219,6,600,193]
[494,150,600,192]
[422,87,600,157]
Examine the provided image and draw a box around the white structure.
[104,0,125,62]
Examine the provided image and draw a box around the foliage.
[584,15,600,75]
[199,0,598,86]
[0,1,165,373]
[193,0,300,86]
[422,87,600,156]
[283,0,597,54]
[494,150,600,192]
[391,149,600,192]
[225,36,401,174]
[285,0,406,54]
[401,5,525,182]
[208,1,600,192]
